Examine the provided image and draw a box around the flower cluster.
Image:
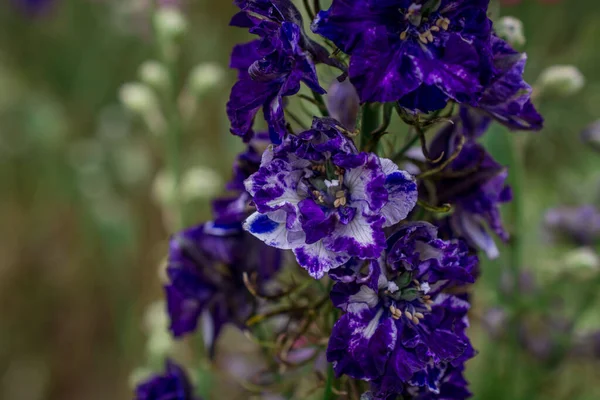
[136,0,544,398]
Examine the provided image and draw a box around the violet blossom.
[312,0,494,111]
[164,220,281,354]
[244,117,418,278]
[227,0,343,144]
[327,222,477,398]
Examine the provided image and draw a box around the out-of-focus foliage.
[1,0,600,399]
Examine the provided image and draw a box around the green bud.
[496,16,525,47]
[188,63,225,97]
[153,8,188,41]
[536,65,585,97]
[139,60,170,91]
[119,82,159,116]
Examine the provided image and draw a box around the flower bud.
[153,8,187,41]
[119,82,159,116]
[144,301,174,360]
[152,166,222,207]
[563,247,600,273]
[496,16,525,47]
[181,166,223,202]
[326,79,360,130]
[536,65,585,97]
[188,63,225,97]
[139,60,170,91]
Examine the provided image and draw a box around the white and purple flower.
[327,222,477,398]
[243,118,418,279]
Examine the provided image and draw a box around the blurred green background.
[1,0,600,399]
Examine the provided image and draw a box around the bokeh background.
[1,0,600,399]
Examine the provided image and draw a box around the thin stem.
[360,104,381,151]
[392,132,419,163]
[312,90,329,117]
[509,136,526,293]
[302,0,315,20]
[323,363,335,400]
[313,0,322,15]
[155,20,186,230]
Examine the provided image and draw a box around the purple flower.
[232,0,346,70]
[544,205,600,247]
[243,118,418,278]
[430,119,512,258]
[312,0,494,111]
[164,221,281,354]
[465,36,543,132]
[326,222,477,398]
[228,0,344,144]
[135,360,199,400]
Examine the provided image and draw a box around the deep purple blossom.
[464,36,543,132]
[312,0,494,111]
[164,221,281,354]
[228,0,345,144]
[232,0,346,70]
[244,118,417,278]
[327,222,477,398]
[135,360,199,400]
[429,118,512,258]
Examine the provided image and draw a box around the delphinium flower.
[427,116,513,259]
[135,360,200,400]
[460,35,543,133]
[327,222,477,398]
[312,0,494,111]
[227,0,344,144]
[164,218,282,354]
[243,117,418,278]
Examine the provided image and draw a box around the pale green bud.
[139,60,170,90]
[537,65,585,97]
[154,8,187,41]
[188,63,225,97]
[181,166,223,202]
[119,83,159,116]
[563,247,600,273]
[496,16,525,47]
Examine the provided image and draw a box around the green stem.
[158,40,186,231]
[323,363,335,400]
[509,136,526,297]
[360,104,380,151]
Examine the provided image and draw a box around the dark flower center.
[399,1,450,43]
[382,271,433,324]
[309,162,349,209]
